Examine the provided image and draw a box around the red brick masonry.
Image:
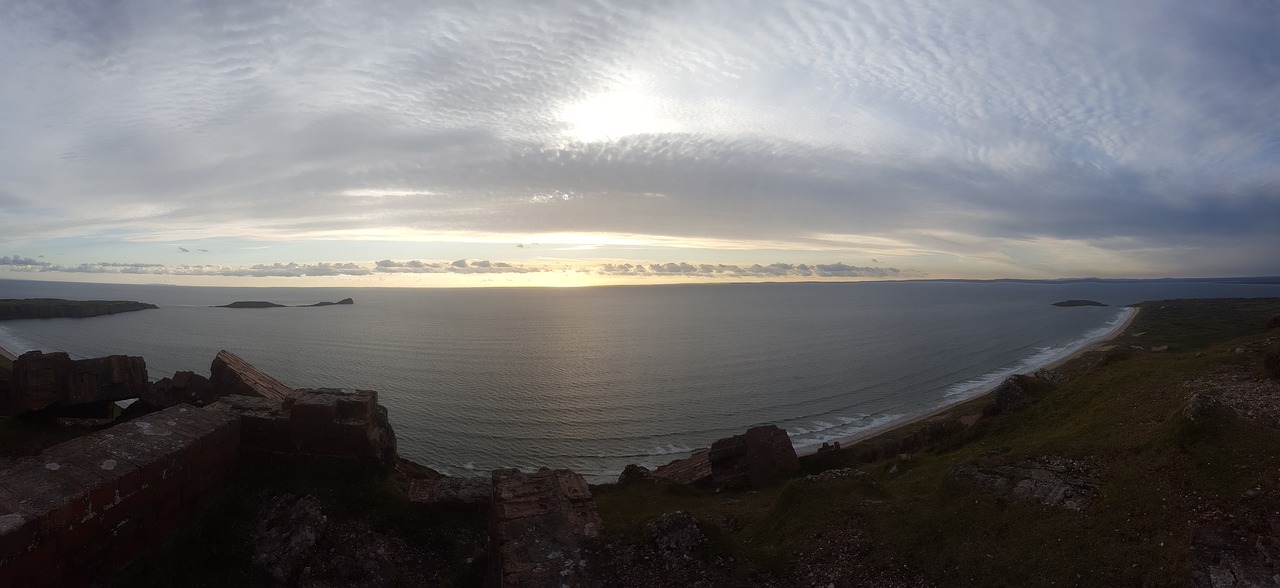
[0,405,241,587]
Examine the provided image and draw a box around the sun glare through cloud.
[558,89,683,143]
[0,0,1275,286]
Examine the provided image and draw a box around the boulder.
[985,374,1055,416]
[145,370,217,408]
[489,468,604,587]
[2,351,147,415]
[209,350,294,402]
[250,493,327,584]
[616,464,653,486]
[407,476,491,504]
[708,425,801,491]
[647,511,706,555]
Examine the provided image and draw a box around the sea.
[2,278,1278,482]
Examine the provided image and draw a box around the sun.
[558,89,682,143]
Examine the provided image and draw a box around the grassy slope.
[596,298,1280,586]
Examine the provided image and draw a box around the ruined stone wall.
[0,405,241,586]
[708,424,800,491]
[208,388,397,472]
[2,351,148,416]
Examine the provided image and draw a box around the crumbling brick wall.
[208,388,397,473]
[0,405,240,586]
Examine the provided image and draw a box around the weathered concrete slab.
[209,350,294,402]
[653,450,711,486]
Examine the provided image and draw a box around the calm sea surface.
[2,279,1278,481]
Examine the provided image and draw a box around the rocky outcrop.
[951,455,1100,511]
[617,464,654,486]
[0,298,157,320]
[250,493,328,584]
[209,350,295,402]
[407,476,490,504]
[308,298,354,307]
[647,511,705,555]
[708,425,800,491]
[1,351,148,415]
[1188,512,1280,588]
[984,374,1054,416]
[489,468,604,587]
[147,370,216,408]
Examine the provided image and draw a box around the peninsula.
[1051,299,1108,307]
[215,298,354,309]
[0,298,158,321]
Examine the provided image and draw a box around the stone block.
[290,394,338,422]
[209,350,295,402]
[708,425,800,491]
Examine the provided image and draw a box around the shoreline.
[797,305,1142,457]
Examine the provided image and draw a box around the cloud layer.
[1,1,1276,278]
[1,254,906,281]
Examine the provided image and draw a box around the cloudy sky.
[1,0,1277,287]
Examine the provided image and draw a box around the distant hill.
[1052,299,1108,307]
[0,298,158,320]
[216,298,353,309]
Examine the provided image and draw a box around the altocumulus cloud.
[2,256,914,280]
[597,262,910,279]
[0,1,1277,277]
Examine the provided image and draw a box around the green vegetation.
[592,297,1280,586]
[1121,297,1280,350]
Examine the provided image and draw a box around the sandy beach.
[800,305,1142,456]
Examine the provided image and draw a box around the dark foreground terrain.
[4,298,1279,587]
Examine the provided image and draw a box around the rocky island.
[1051,299,1108,307]
[2,297,1279,587]
[0,298,158,321]
[216,298,354,308]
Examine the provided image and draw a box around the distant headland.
[1052,299,1108,307]
[0,298,158,320]
[215,298,354,309]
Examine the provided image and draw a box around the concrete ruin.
[489,468,605,587]
[0,351,148,416]
[0,354,399,586]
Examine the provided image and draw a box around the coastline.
[0,342,16,362]
[798,305,1142,457]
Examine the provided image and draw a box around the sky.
[1,0,1277,287]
